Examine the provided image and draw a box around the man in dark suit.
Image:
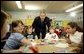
[32,10,51,39]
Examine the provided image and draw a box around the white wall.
[6,11,83,22]
[6,11,83,28]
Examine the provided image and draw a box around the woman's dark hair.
[11,20,24,32]
[67,22,83,32]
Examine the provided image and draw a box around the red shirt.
[54,29,61,36]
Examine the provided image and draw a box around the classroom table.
[22,39,80,53]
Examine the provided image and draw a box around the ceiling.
[1,1,83,13]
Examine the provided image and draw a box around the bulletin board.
[53,20,62,28]
[11,17,34,26]
[62,20,69,27]
[52,19,69,28]
[24,18,34,26]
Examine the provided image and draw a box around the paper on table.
[55,42,69,48]
[23,45,32,53]
[31,42,37,46]
[23,42,37,53]
[55,48,69,53]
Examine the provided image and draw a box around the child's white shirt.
[45,33,59,40]
[69,31,83,44]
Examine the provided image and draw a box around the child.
[3,20,38,53]
[66,22,83,44]
[24,25,36,39]
[54,27,61,37]
[45,26,59,40]
[65,22,83,53]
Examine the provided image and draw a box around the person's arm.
[15,33,29,45]
[55,34,59,40]
[69,34,83,47]
[21,38,29,45]
[44,33,49,39]
[21,38,39,53]
[69,42,82,47]
[2,45,24,53]
[32,17,37,29]
[46,17,51,32]
[64,33,72,44]
[1,39,7,42]
[44,34,47,39]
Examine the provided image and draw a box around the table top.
[22,39,79,53]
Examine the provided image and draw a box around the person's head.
[1,10,10,39]
[21,26,27,34]
[26,25,33,34]
[40,10,46,20]
[66,22,82,34]
[49,26,55,34]
[11,20,24,33]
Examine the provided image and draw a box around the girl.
[66,22,83,44]
[24,26,35,39]
[66,22,83,53]
[3,20,38,53]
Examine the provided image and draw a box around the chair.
[1,32,11,49]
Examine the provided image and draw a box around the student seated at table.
[45,26,59,40]
[24,25,35,39]
[65,22,83,53]
[3,20,38,53]
[66,22,83,44]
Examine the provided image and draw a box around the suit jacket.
[32,16,50,33]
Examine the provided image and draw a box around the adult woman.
[32,10,51,39]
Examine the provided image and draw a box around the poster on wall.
[52,19,69,28]
[25,18,34,26]
[53,20,62,28]
[62,20,69,27]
